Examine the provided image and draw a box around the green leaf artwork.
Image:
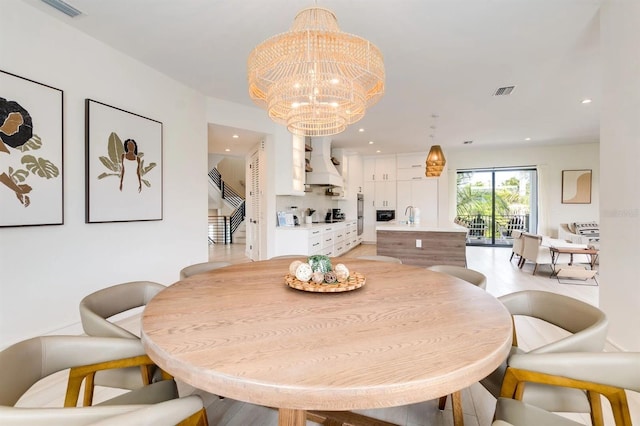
[10,167,29,183]
[98,155,119,172]
[108,132,124,165]
[22,155,60,179]
[17,135,42,152]
[1,132,60,207]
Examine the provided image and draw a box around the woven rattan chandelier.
[247,6,385,137]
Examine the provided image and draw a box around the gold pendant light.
[247,7,385,137]
[425,114,446,177]
[425,145,446,177]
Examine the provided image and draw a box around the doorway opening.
[456,167,537,247]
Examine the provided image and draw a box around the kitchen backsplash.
[276,186,341,222]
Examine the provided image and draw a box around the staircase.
[233,221,246,244]
[208,167,246,244]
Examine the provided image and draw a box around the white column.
[600,1,640,351]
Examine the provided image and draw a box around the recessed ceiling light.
[376,150,381,153]
[359,128,365,132]
[368,141,374,144]
[225,148,231,152]
[581,99,592,104]
[232,134,239,139]
[463,140,473,145]
[525,137,531,141]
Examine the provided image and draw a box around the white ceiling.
[25,0,602,156]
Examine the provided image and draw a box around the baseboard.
[44,321,85,337]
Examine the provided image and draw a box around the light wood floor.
[17,243,638,425]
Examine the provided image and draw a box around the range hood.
[306,137,344,187]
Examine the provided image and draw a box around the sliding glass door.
[456,168,537,246]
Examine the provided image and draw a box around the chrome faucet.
[404,205,415,224]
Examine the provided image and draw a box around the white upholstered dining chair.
[0,335,207,426]
[179,261,231,279]
[492,352,640,426]
[481,290,609,426]
[79,281,166,405]
[427,264,487,289]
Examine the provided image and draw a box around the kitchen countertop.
[376,221,468,233]
[277,220,356,230]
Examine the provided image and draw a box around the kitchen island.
[376,222,468,267]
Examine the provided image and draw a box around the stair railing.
[208,167,246,243]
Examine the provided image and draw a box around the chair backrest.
[511,230,525,256]
[0,336,202,426]
[520,233,543,261]
[80,281,165,339]
[494,352,640,426]
[0,336,143,407]
[427,265,487,289]
[499,290,608,353]
[508,352,640,393]
[355,255,403,264]
[179,261,231,279]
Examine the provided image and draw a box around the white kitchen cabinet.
[274,134,305,196]
[348,154,363,194]
[364,156,396,182]
[397,152,428,181]
[397,168,426,181]
[374,181,396,209]
[396,153,427,170]
[396,179,438,226]
[274,222,357,258]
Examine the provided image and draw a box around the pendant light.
[425,116,446,177]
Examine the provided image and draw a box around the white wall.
[446,143,600,236]
[600,2,640,351]
[0,1,208,347]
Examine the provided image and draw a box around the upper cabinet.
[275,134,305,196]
[348,154,363,194]
[396,152,428,180]
[364,155,396,181]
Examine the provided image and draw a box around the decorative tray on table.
[284,272,366,293]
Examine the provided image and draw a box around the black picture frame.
[0,70,64,227]
[85,99,163,223]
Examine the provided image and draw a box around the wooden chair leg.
[588,390,604,426]
[438,395,447,410]
[451,390,464,426]
[532,263,538,275]
[82,372,95,406]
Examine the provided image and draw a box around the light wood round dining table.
[141,258,512,426]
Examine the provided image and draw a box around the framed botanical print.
[85,99,163,223]
[561,169,592,204]
[0,70,63,227]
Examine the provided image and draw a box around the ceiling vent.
[493,86,516,96]
[40,0,82,17]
